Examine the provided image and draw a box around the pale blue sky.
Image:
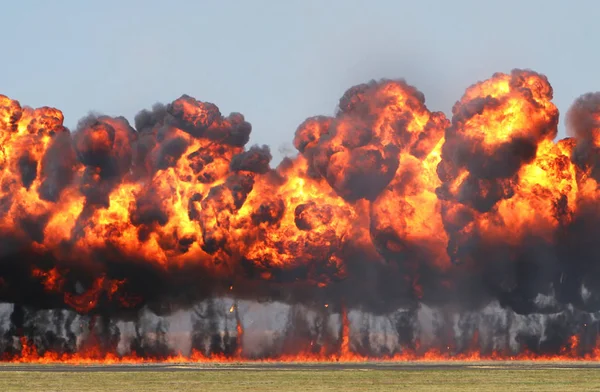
[3,0,600,163]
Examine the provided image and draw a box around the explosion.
[3,69,600,363]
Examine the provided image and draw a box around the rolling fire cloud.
[2,69,600,362]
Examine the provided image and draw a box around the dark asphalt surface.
[2,361,600,372]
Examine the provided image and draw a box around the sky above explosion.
[4,0,600,165]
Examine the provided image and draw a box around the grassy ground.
[1,364,600,391]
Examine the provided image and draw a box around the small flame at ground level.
[5,314,598,364]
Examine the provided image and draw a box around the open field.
[2,362,600,391]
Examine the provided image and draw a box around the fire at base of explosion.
[4,68,600,362]
[2,301,600,364]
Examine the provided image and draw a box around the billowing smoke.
[2,69,600,361]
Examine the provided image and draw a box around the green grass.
[1,365,600,391]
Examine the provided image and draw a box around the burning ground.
[2,69,600,362]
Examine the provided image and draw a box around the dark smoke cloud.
[230,145,272,174]
[567,92,600,182]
